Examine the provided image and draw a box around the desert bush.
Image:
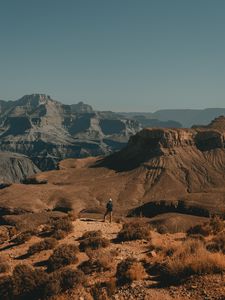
[43,267,86,297]
[91,280,116,300]
[209,215,224,234]
[187,223,211,237]
[80,230,102,240]
[51,229,68,240]
[50,217,73,233]
[12,231,32,244]
[207,232,225,254]
[12,264,48,298]
[27,238,58,255]
[187,216,224,237]
[0,227,9,244]
[79,251,112,274]
[0,262,10,273]
[59,268,86,290]
[79,236,110,252]
[47,244,78,272]
[158,240,225,284]
[116,258,146,285]
[117,220,151,242]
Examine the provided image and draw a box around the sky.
[0,0,225,112]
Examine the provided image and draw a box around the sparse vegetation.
[47,244,79,272]
[117,220,151,242]
[91,280,116,300]
[79,235,110,252]
[187,216,224,237]
[157,240,225,284]
[116,258,146,285]
[43,268,86,297]
[79,250,112,274]
[50,217,74,233]
[80,230,102,240]
[27,238,58,255]
[207,232,225,254]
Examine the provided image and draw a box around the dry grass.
[117,220,151,242]
[158,240,225,284]
[116,258,146,285]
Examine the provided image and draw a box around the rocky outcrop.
[0,94,141,170]
[0,152,40,183]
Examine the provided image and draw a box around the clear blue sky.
[0,0,225,111]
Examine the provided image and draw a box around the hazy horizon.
[1,0,225,112]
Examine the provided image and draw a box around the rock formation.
[0,94,141,170]
[0,152,40,184]
[0,116,224,217]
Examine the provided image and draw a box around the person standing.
[104,198,113,223]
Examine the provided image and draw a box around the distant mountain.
[0,94,141,170]
[121,108,225,128]
[0,152,39,184]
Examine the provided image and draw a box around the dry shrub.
[79,236,110,252]
[79,250,112,274]
[28,238,58,255]
[50,217,73,233]
[12,231,32,244]
[12,264,47,298]
[0,227,9,244]
[0,256,10,273]
[43,268,85,297]
[187,223,211,237]
[80,230,102,240]
[116,258,146,285]
[187,216,224,237]
[79,231,109,252]
[159,240,225,284]
[209,215,224,234]
[47,244,78,272]
[91,279,116,300]
[51,229,68,240]
[207,232,225,254]
[117,220,151,242]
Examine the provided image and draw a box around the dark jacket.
[106,201,113,212]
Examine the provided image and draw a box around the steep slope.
[0,152,40,184]
[0,94,140,170]
[0,117,224,217]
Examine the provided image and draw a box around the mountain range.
[1,93,225,172]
